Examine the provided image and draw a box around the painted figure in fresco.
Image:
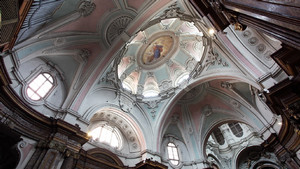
[153,44,163,59]
[142,36,173,64]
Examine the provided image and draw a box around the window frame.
[228,122,243,138]
[213,127,225,145]
[89,124,123,150]
[167,142,180,166]
[23,71,57,105]
[26,72,54,101]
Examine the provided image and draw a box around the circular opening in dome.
[143,90,159,98]
[176,73,189,85]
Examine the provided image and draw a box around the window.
[26,73,54,100]
[167,143,180,166]
[143,89,159,97]
[213,127,225,145]
[122,82,132,92]
[228,122,243,137]
[89,125,122,149]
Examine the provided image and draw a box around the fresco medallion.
[137,31,178,70]
[142,36,174,65]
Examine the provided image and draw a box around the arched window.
[167,142,180,166]
[228,122,243,137]
[89,124,122,149]
[26,73,54,100]
[213,127,225,145]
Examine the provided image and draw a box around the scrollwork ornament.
[118,93,133,113]
[106,68,117,83]
[78,49,90,62]
[78,1,96,17]
[186,59,196,71]
[221,81,232,89]
[204,50,228,68]
[18,141,27,149]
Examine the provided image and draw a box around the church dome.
[117,18,205,99]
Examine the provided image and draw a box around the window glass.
[167,143,180,165]
[89,125,121,149]
[228,122,243,137]
[26,73,54,100]
[213,127,225,145]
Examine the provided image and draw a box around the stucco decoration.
[221,81,232,89]
[233,27,280,69]
[117,17,206,102]
[204,50,228,68]
[106,16,133,45]
[118,92,135,114]
[88,109,142,153]
[77,48,90,62]
[142,2,193,30]
[248,37,258,46]
[191,49,228,79]
[54,38,66,47]
[78,1,96,17]
[236,146,282,169]
[206,123,265,169]
[178,84,206,103]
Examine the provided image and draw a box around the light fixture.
[208,28,215,36]
[278,122,282,125]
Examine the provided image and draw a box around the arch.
[0,123,21,169]
[86,148,124,167]
[253,161,282,169]
[161,135,189,169]
[88,123,123,149]
[207,154,221,169]
[202,119,257,160]
[235,146,282,169]
[155,73,261,152]
[87,107,146,152]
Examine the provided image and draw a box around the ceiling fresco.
[117,18,205,99]
[2,1,288,168]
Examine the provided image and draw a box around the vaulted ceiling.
[3,0,287,167]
